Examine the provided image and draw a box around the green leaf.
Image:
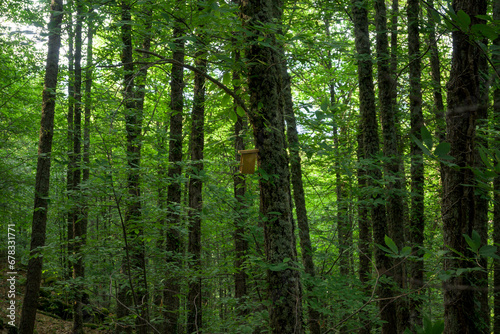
[479,146,494,168]
[400,246,412,257]
[236,105,245,117]
[268,262,288,272]
[222,71,231,86]
[438,270,454,281]
[221,92,231,107]
[229,109,237,123]
[456,10,471,31]
[463,231,480,253]
[375,243,393,254]
[411,134,433,157]
[320,96,329,112]
[472,230,481,246]
[385,235,398,254]
[434,142,451,159]
[421,126,433,150]
[476,14,491,21]
[479,245,500,259]
[430,9,441,25]
[471,23,498,40]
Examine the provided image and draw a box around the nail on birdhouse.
[238,149,259,174]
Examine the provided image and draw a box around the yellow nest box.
[238,149,259,174]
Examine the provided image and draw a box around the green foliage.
[404,316,444,334]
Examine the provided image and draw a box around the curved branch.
[135,48,251,116]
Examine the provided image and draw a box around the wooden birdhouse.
[238,149,259,174]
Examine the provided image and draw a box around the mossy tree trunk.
[442,0,486,332]
[116,0,149,332]
[283,62,321,334]
[187,6,206,331]
[494,2,500,332]
[162,0,185,332]
[407,0,425,330]
[241,1,304,333]
[352,0,396,331]
[18,0,63,332]
[375,0,407,330]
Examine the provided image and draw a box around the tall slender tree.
[232,37,248,307]
[472,38,490,333]
[352,1,371,332]
[375,0,407,330]
[407,0,425,330]
[426,0,446,180]
[442,0,487,332]
[71,0,86,330]
[352,0,396,331]
[283,62,321,334]
[65,5,75,283]
[163,0,186,332]
[492,1,500,333]
[494,2,500,332]
[18,0,64,332]
[187,5,207,332]
[116,0,148,332]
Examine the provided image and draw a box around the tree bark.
[427,0,446,181]
[375,0,407,331]
[352,0,396,331]
[357,131,371,334]
[353,2,371,333]
[442,0,486,333]
[283,62,321,334]
[407,0,424,330]
[18,0,63,332]
[233,43,249,306]
[71,0,85,330]
[241,1,303,333]
[473,39,490,333]
[116,1,148,332]
[133,3,152,333]
[494,2,500,332]
[187,9,206,332]
[163,1,185,333]
[65,6,75,283]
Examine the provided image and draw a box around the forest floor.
[0,258,109,334]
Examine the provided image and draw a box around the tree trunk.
[353,2,371,333]
[18,0,63,332]
[375,0,407,330]
[283,62,321,334]
[442,1,486,333]
[407,0,424,330]
[116,1,148,332]
[241,1,303,333]
[80,3,93,316]
[324,16,352,286]
[427,0,446,181]
[133,3,152,333]
[187,13,206,333]
[71,0,85,330]
[473,39,490,333]
[233,45,248,306]
[163,1,185,332]
[352,0,396,332]
[65,8,74,283]
[357,131,371,334]
[494,2,500,331]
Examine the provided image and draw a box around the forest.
[0,0,499,333]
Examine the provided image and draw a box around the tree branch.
[134,48,251,116]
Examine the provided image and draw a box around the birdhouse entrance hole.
[238,149,259,174]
